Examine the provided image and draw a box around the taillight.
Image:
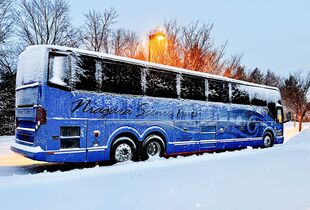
[36,106,47,126]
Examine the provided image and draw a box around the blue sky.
[69,0,310,75]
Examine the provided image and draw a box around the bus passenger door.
[216,108,236,148]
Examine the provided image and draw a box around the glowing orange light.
[155,34,166,40]
[149,32,166,41]
[148,31,167,62]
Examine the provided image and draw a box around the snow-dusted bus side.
[11,45,284,162]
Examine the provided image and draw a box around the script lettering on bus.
[71,98,132,118]
[136,103,198,118]
[71,98,198,119]
[136,103,174,118]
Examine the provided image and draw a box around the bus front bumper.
[275,136,284,144]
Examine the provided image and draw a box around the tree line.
[0,0,309,135]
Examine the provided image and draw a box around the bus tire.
[111,137,136,162]
[262,132,274,148]
[142,135,164,160]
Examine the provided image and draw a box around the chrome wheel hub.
[147,142,161,156]
[114,143,132,162]
[264,135,272,147]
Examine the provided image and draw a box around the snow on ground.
[0,136,14,156]
[0,123,309,210]
[284,122,310,141]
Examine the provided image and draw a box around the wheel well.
[264,130,274,140]
[112,132,139,148]
[144,132,166,150]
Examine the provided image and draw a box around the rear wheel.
[111,137,136,162]
[143,135,164,160]
[262,132,274,148]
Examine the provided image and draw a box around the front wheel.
[262,132,274,148]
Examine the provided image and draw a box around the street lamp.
[148,31,167,62]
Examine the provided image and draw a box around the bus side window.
[266,89,282,120]
[250,87,267,106]
[231,83,250,105]
[267,102,277,120]
[74,55,97,91]
[208,79,229,103]
[101,61,143,95]
[181,74,205,101]
[146,69,178,98]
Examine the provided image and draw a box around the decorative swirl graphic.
[246,115,259,135]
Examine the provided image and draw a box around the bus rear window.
[48,53,69,87]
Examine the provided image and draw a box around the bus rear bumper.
[11,142,107,162]
[11,142,46,161]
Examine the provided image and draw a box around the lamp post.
[148,31,167,62]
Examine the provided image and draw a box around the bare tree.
[111,28,140,57]
[0,47,16,135]
[181,21,214,71]
[281,71,310,131]
[150,20,236,75]
[223,53,242,78]
[0,69,15,135]
[231,66,248,80]
[81,8,118,52]
[0,0,14,44]
[203,43,226,74]
[15,0,77,46]
[161,19,182,67]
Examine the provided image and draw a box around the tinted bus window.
[146,69,177,98]
[48,53,70,87]
[268,102,277,120]
[208,79,229,103]
[74,56,97,91]
[101,60,142,95]
[250,86,267,106]
[265,88,282,120]
[181,75,205,101]
[231,83,250,105]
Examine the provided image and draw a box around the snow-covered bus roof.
[23,45,280,91]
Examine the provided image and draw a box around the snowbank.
[0,128,310,210]
[284,122,310,142]
[286,128,310,144]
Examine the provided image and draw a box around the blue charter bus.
[11,45,284,162]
